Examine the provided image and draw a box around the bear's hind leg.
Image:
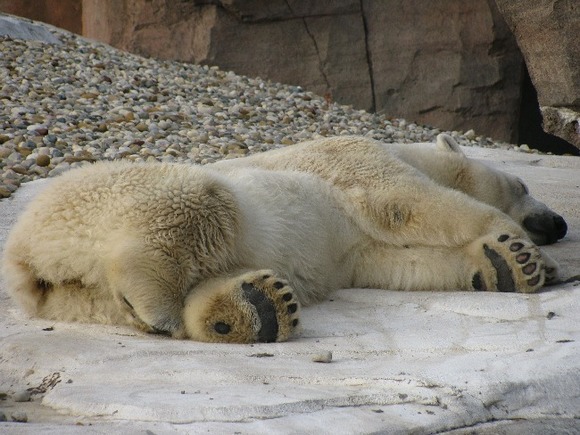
[182,270,300,343]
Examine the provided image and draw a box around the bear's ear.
[436,134,465,156]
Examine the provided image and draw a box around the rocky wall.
[495,0,580,149]
[81,0,524,142]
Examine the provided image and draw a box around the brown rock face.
[0,0,81,34]
[495,0,580,148]
[81,0,524,142]
[364,0,522,141]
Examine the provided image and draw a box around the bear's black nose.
[523,213,567,245]
[554,215,567,240]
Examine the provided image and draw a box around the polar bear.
[2,134,566,343]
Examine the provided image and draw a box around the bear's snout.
[523,213,568,245]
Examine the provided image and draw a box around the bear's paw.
[183,270,300,343]
[470,234,546,293]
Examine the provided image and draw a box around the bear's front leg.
[182,270,300,343]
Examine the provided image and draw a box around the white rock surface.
[0,146,579,433]
[0,14,61,44]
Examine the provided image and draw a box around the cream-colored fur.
[2,135,562,343]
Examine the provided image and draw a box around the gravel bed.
[0,28,534,199]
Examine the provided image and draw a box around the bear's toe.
[213,321,232,335]
[471,272,487,291]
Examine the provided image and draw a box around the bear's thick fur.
[2,135,566,343]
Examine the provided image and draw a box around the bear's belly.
[224,168,360,304]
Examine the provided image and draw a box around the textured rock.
[495,0,580,148]
[81,0,523,142]
[81,0,373,111]
[364,0,522,141]
[540,107,580,149]
[0,0,80,34]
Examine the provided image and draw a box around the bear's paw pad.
[472,234,545,293]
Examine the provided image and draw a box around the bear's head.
[437,134,568,246]
[473,166,567,245]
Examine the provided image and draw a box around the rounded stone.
[13,390,31,402]
[36,154,51,167]
[0,186,11,198]
[10,411,28,423]
[10,165,28,175]
[311,351,333,363]
[0,146,12,159]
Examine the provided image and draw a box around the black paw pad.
[546,267,555,275]
[510,242,524,252]
[527,276,541,286]
[292,319,299,327]
[483,245,516,292]
[516,253,531,264]
[241,282,279,343]
[214,322,231,335]
[498,234,510,242]
[472,273,485,291]
[287,303,298,314]
[282,292,293,301]
[523,263,537,275]
[273,281,285,289]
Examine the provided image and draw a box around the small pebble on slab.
[311,351,333,363]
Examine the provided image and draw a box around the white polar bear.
[2,135,566,343]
